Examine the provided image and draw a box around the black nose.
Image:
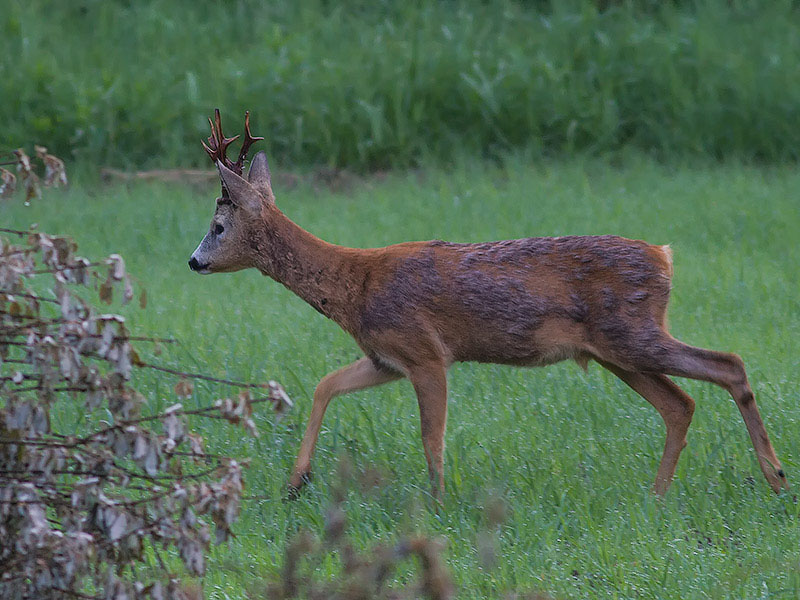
[188,257,200,271]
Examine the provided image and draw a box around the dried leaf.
[269,380,293,421]
[130,346,144,367]
[23,173,41,205]
[99,275,114,305]
[109,512,127,541]
[188,433,205,459]
[143,443,159,476]
[174,378,194,398]
[108,254,125,281]
[133,434,148,461]
[123,274,134,305]
[163,414,184,444]
[0,167,16,198]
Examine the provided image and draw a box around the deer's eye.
[213,223,224,236]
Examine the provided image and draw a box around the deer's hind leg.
[613,330,788,493]
[599,360,695,495]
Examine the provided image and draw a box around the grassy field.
[2,156,799,598]
[5,0,800,169]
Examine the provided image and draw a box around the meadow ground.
[2,156,799,598]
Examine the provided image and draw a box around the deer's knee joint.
[313,378,335,402]
[727,352,749,381]
[739,390,755,407]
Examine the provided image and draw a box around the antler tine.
[202,108,239,171]
[201,116,218,162]
[234,111,265,173]
[216,109,240,171]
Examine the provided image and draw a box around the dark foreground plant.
[258,460,455,600]
[253,460,551,600]
[0,227,291,599]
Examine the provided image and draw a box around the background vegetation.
[3,0,800,170]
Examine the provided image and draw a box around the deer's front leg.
[289,357,401,495]
[408,363,448,502]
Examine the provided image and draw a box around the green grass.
[2,155,799,598]
[4,0,800,170]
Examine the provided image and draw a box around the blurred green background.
[3,0,800,170]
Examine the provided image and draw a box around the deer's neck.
[251,207,362,327]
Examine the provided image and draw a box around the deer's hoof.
[286,471,313,500]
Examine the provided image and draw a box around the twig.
[31,262,103,274]
[135,361,268,389]
[0,227,32,236]
[0,330,177,344]
[0,373,36,382]
[52,588,99,600]
[0,291,60,304]
[75,397,272,444]
[4,383,90,393]
[0,248,36,257]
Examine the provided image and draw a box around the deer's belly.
[444,315,588,367]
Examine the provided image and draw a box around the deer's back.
[356,235,673,368]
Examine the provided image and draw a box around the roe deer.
[189,110,788,500]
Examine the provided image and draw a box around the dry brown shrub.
[1,146,68,204]
[0,227,290,599]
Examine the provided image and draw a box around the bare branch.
[135,360,268,389]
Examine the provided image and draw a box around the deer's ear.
[216,160,262,214]
[247,151,274,202]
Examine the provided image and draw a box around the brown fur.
[190,153,788,501]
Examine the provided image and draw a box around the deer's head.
[188,109,273,274]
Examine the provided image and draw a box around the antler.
[235,111,264,172]
[201,109,264,176]
[201,109,238,171]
